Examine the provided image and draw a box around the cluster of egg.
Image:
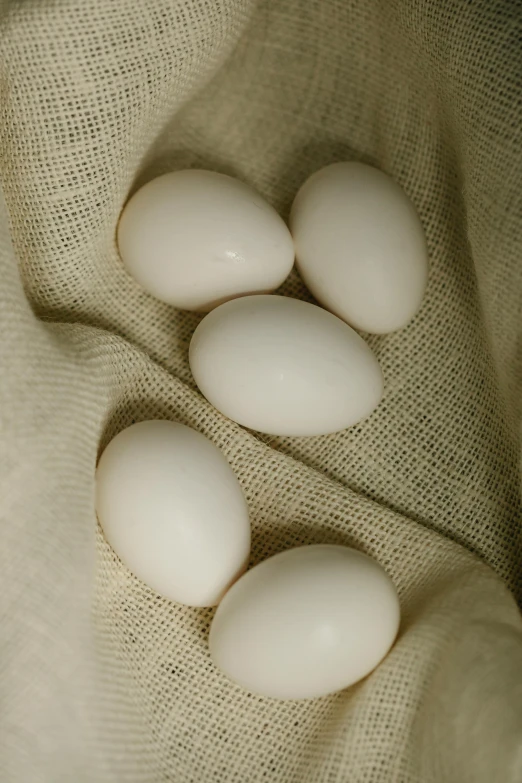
[96,163,428,700]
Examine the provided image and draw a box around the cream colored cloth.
[1,1,522,781]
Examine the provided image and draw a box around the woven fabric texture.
[1,0,522,781]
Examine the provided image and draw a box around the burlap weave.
[1,0,522,780]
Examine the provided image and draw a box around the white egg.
[95,420,250,606]
[290,162,429,334]
[117,169,294,311]
[189,294,383,436]
[209,544,400,700]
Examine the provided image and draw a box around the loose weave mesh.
[1,0,522,781]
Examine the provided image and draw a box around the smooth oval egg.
[189,294,383,436]
[290,162,429,334]
[209,544,400,700]
[117,169,295,311]
[95,420,250,606]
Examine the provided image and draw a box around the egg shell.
[189,294,383,436]
[95,420,251,606]
[290,162,429,334]
[209,544,401,700]
[117,169,295,311]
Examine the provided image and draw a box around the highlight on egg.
[290,161,429,334]
[117,169,295,311]
[189,294,384,437]
[209,544,400,700]
[95,420,251,607]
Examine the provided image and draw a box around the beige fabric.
[1,0,522,780]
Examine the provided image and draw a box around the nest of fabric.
[1,1,521,780]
